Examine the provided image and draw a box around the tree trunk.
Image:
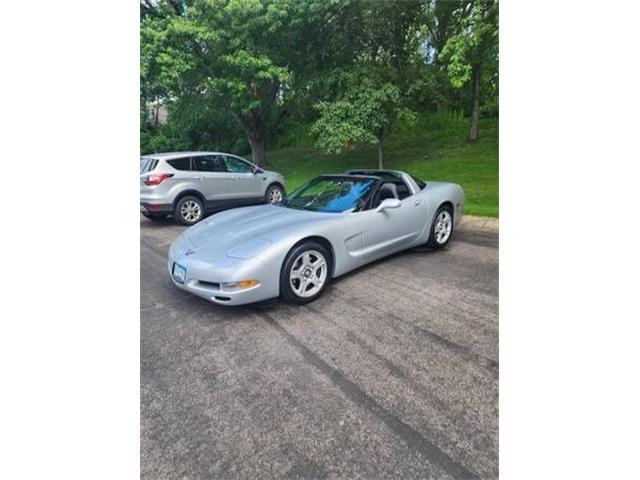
[468,62,481,143]
[248,113,267,167]
[230,81,281,167]
[248,134,267,167]
[377,141,384,169]
[233,111,268,167]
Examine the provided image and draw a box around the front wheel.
[174,196,204,226]
[266,184,285,204]
[426,205,454,249]
[280,242,331,304]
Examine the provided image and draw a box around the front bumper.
[167,244,279,306]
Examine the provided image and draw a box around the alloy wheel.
[289,250,327,298]
[180,200,202,223]
[268,187,283,204]
[434,210,452,244]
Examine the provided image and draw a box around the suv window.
[140,157,158,174]
[224,155,254,173]
[193,155,224,172]
[167,157,192,171]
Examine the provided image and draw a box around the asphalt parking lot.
[141,214,498,480]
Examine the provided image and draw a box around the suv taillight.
[143,173,174,186]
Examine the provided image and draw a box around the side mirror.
[253,167,263,174]
[376,198,401,213]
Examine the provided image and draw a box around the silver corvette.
[168,170,464,306]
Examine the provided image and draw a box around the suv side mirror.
[376,198,401,213]
[253,167,263,174]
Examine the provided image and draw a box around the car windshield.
[282,176,377,213]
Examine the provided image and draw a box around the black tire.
[265,184,285,204]
[426,204,455,249]
[174,195,204,226]
[280,241,332,304]
[141,212,167,221]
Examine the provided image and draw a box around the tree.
[310,0,424,168]
[424,0,464,62]
[311,69,416,169]
[140,0,337,166]
[440,0,498,143]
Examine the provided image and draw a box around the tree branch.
[256,80,281,119]
[165,0,183,16]
[231,111,250,134]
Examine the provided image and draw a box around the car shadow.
[140,215,177,228]
[158,278,263,320]
[140,204,268,229]
[326,244,441,289]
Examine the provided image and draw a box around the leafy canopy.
[312,67,417,155]
[440,0,498,88]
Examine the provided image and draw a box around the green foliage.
[440,0,499,89]
[140,92,250,155]
[312,100,371,154]
[140,0,336,164]
[141,1,292,106]
[311,76,416,155]
[270,111,498,217]
[140,129,186,155]
[140,0,498,197]
[308,0,427,160]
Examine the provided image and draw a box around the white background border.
[501,0,640,478]
[1,1,639,478]
[1,1,139,478]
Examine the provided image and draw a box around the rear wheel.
[426,205,454,249]
[174,196,204,226]
[266,184,285,204]
[280,241,331,304]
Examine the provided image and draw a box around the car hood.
[182,204,334,258]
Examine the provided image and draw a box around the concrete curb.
[458,215,499,233]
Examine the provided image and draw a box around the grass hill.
[267,112,498,217]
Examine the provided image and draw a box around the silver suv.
[140,152,286,225]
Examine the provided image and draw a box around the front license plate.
[173,263,186,284]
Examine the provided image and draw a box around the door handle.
[414,200,421,206]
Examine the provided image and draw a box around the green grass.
[268,112,498,217]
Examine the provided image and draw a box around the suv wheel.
[174,196,204,226]
[266,184,285,204]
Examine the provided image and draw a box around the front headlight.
[220,280,260,292]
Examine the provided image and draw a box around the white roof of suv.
[142,151,237,160]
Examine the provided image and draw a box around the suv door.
[223,155,264,198]
[191,155,237,203]
[161,156,196,195]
